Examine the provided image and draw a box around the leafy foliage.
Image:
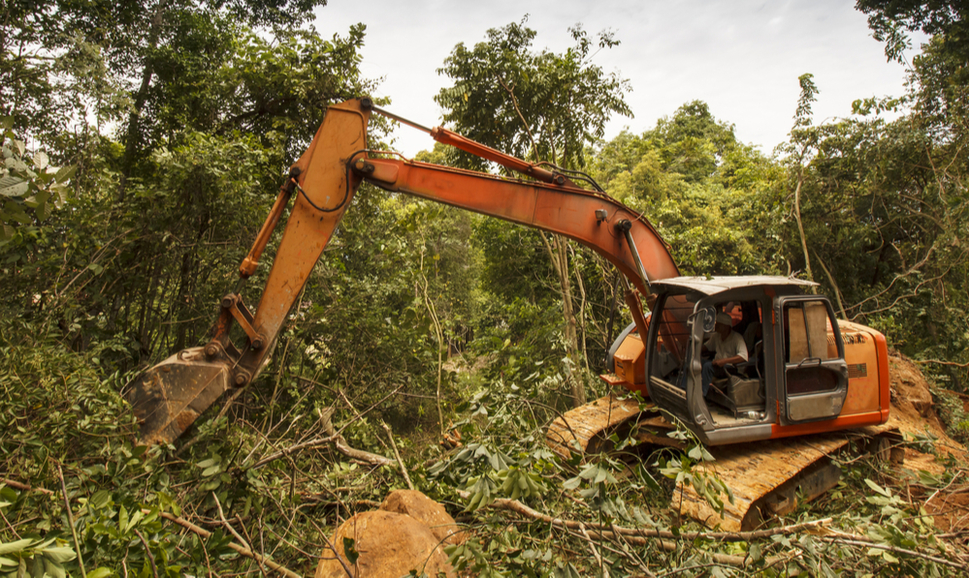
[436,16,631,171]
[0,1,966,576]
[0,120,74,244]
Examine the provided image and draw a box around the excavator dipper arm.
[127,100,372,444]
[126,98,677,445]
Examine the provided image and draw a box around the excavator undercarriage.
[547,393,899,530]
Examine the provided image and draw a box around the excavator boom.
[126,97,677,445]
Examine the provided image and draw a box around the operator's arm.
[712,355,746,368]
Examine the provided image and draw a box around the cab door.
[778,297,848,423]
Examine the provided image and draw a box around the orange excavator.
[127,98,892,530]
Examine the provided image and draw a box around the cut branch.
[249,407,393,470]
[456,489,829,541]
[150,510,301,578]
[382,421,414,490]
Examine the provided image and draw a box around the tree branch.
[150,510,301,578]
[381,421,414,490]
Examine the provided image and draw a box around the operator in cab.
[700,311,748,395]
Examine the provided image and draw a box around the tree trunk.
[540,233,586,407]
[118,2,168,201]
[792,166,816,293]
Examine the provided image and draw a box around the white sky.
[313,0,916,158]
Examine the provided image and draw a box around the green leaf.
[41,546,76,564]
[196,457,219,469]
[32,152,49,171]
[87,568,113,578]
[54,165,76,182]
[0,538,34,555]
[562,476,582,490]
[342,537,360,565]
[3,200,30,223]
[864,479,891,498]
[43,557,66,578]
[126,509,143,532]
[118,505,129,533]
[0,176,28,198]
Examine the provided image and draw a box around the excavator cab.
[559,275,890,529]
[642,276,852,445]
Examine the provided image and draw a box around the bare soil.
[885,353,968,533]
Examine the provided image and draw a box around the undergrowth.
[0,322,966,577]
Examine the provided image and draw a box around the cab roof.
[651,275,818,296]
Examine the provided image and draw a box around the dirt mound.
[887,353,965,459]
[885,353,968,532]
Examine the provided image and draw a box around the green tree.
[772,0,970,388]
[590,102,783,277]
[436,17,631,406]
[645,100,738,184]
[0,2,374,371]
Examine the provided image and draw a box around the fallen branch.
[464,490,968,569]
[133,528,160,578]
[456,491,790,568]
[1,478,54,495]
[382,422,414,490]
[249,408,394,470]
[297,494,382,509]
[213,493,265,575]
[150,510,301,578]
[597,530,781,569]
[816,536,966,570]
[577,523,609,578]
[57,466,87,578]
[913,359,970,369]
[248,434,341,469]
[318,407,394,467]
[457,489,829,542]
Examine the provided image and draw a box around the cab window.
[784,300,841,395]
[784,301,837,363]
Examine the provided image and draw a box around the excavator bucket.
[125,347,233,445]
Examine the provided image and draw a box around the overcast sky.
[313,0,916,157]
